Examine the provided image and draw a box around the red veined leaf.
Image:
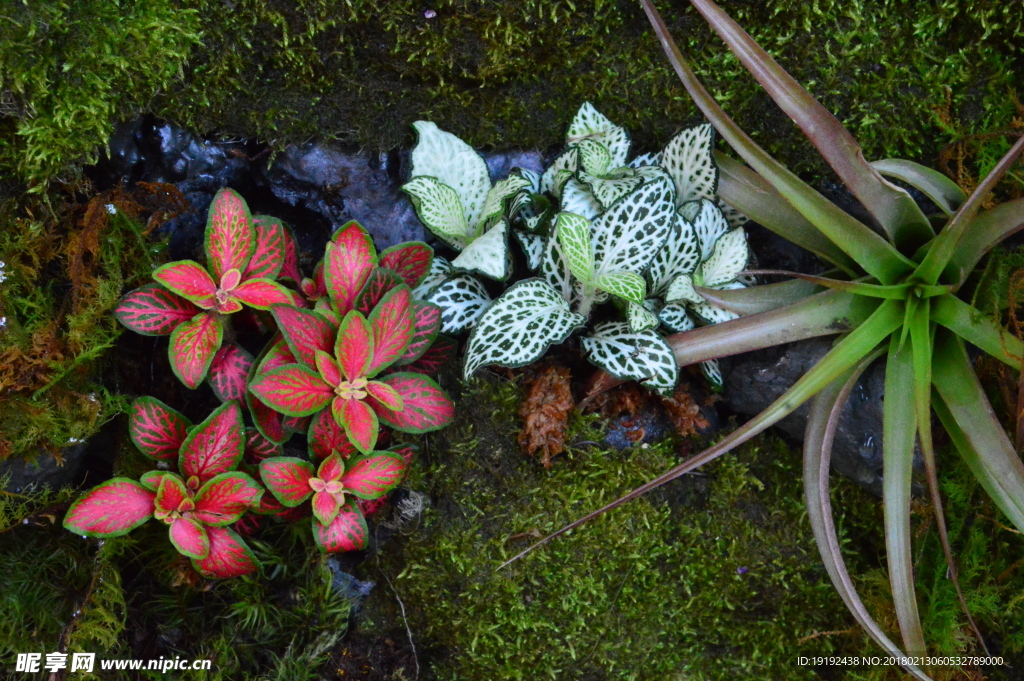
[140,470,172,491]
[193,526,260,578]
[365,381,403,411]
[307,409,356,461]
[354,268,404,316]
[359,497,388,517]
[250,364,333,416]
[169,312,224,389]
[379,241,433,289]
[244,427,282,464]
[332,396,379,454]
[255,336,298,375]
[312,499,368,552]
[153,260,217,308]
[396,301,441,366]
[205,188,256,281]
[270,305,336,370]
[129,396,191,461]
[254,491,285,515]
[247,390,288,444]
[246,215,287,280]
[208,344,255,402]
[318,451,345,482]
[169,516,210,559]
[340,452,406,500]
[179,401,245,484]
[315,350,342,387]
[395,334,457,376]
[193,472,263,526]
[231,278,294,310]
[372,373,454,433]
[366,286,415,376]
[63,479,155,537]
[114,284,199,336]
[312,490,341,526]
[154,474,188,519]
[279,224,304,284]
[259,456,315,506]
[390,444,417,469]
[324,222,378,314]
[283,414,311,435]
[335,311,374,381]
[276,503,309,523]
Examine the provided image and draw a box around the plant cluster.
[62,187,456,576]
[404,105,751,391]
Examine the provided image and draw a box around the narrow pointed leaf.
[193,526,259,578]
[193,472,262,526]
[354,267,404,316]
[63,479,155,537]
[250,364,334,416]
[380,242,434,289]
[129,396,191,461]
[231,278,294,310]
[259,456,315,507]
[270,304,336,371]
[153,261,217,307]
[115,284,200,336]
[950,197,1024,281]
[180,401,245,484]
[313,499,368,553]
[208,343,255,402]
[308,409,357,461]
[340,452,406,499]
[871,159,966,216]
[334,397,379,454]
[367,286,415,375]
[324,222,378,314]
[695,278,821,316]
[372,372,455,433]
[930,294,1023,370]
[245,215,287,280]
[169,312,223,389]
[205,188,256,281]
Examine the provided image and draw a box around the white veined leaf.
[478,174,534,233]
[554,212,594,283]
[577,139,613,176]
[411,122,491,227]
[628,300,660,332]
[665,273,702,304]
[658,302,694,332]
[512,230,545,271]
[541,229,576,304]
[513,194,553,234]
[691,297,741,325]
[581,321,678,395]
[514,167,541,193]
[463,278,587,377]
[648,213,701,297]
[426,274,492,333]
[582,171,644,209]
[696,227,748,288]
[701,359,723,389]
[634,164,672,184]
[660,123,717,208]
[412,255,453,299]
[566,102,631,168]
[401,176,471,249]
[540,147,579,197]
[690,198,731,261]
[718,198,749,228]
[594,270,646,304]
[591,175,676,279]
[628,151,662,169]
[451,219,512,281]
[561,179,603,220]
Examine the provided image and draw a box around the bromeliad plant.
[507,1,1024,675]
[63,399,263,578]
[405,105,752,392]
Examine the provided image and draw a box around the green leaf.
[591,175,676,278]
[512,230,545,271]
[690,283,744,324]
[695,278,821,316]
[463,279,586,377]
[425,274,492,334]
[581,322,678,395]
[401,176,471,249]
[478,174,533,233]
[410,121,491,226]
[870,159,966,216]
[594,271,646,304]
[554,212,594,283]
[930,294,1023,370]
[949,197,1024,284]
[451,219,512,281]
[660,123,717,207]
[577,138,613,176]
[566,102,631,168]
[628,300,661,332]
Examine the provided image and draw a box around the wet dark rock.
[327,557,375,612]
[0,443,88,492]
[484,149,545,180]
[721,339,915,496]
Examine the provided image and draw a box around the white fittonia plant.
[402,103,751,393]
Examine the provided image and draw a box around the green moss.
[362,378,882,680]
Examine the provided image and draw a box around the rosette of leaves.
[258,449,406,552]
[247,222,456,455]
[508,1,1024,675]
[114,188,297,394]
[62,399,263,579]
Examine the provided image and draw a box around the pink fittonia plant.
[259,450,406,552]
[249,222,456,454]
[63,399,264,578]
[114,188,295,392]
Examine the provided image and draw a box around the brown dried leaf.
[660,381,710,438]
[518,363,574,468]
